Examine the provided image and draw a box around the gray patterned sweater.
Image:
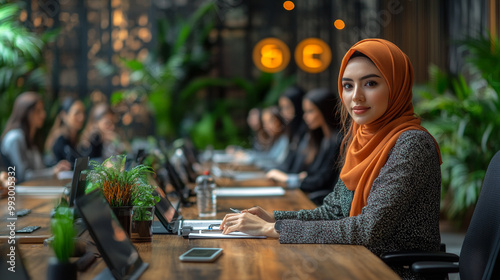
[274,130,441,258]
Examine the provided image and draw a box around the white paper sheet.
[215,187,285,197]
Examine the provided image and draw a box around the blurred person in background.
[79,102,125,160]
[1,92,70,182]
[45,97,85,167]
[246,107,271,152]
[252,106,289,169]
[267,88,343,204]
[276,86,309,173]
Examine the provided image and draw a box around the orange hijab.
[337,39,441,217]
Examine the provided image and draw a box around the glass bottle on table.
[195,171,217,217]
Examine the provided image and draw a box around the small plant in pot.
[86,155,154,237]
[48,206,76,280]
[131,183,160,242]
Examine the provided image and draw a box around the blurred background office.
[0,0,499,231]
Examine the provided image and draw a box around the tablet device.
[75,190,148,280]
[179,248,223,262]
[152,188,180,234]
[68,157,89,207]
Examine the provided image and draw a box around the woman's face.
[63,101,86,131]
[279,97,295,123]
[29,101,46,130]
[97,113,115,133]
[262,111,282,137]
[302,99,324,130]
[341,56,389,126]
[247,108,261,131]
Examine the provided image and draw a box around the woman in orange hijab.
[220,39,442,278]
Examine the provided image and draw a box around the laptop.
[164,158,194,206]
[67,157,90,237]
[75,190,149,280]
[15,157,89,197]
[152,188,221,235]
[68,157,89,207]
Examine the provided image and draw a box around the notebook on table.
[74,190,149,280]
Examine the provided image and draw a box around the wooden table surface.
[0,178,400,280]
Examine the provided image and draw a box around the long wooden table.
[0,179,400,280]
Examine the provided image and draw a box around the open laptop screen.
[75,190,148,280]
[68,157,89,207]
[154,188,179,224]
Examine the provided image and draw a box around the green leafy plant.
[96,1,297,149]
[189,71,296,149]
[132,183,160,221]
[414,33,500,224]
[97,1,219,140]
[50,206,75,263]
[0,1,59,131]
[86,155,154,207]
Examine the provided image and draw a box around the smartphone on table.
[179,248,223,262]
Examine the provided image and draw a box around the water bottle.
[195,171,216,217]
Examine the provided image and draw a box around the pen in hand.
[230,208,242,213]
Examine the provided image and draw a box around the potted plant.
[86,155,154,237]
[131,183,160,242]
[47,205,76,280]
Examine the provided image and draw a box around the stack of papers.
[215,187,285,197]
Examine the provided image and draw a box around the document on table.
[15,186,67,195]
[56,170,74,180]
[188,231,267,239]
[215,187,285,197]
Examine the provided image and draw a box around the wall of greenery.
[414,33,500,226]
[0,1,58,137]
[103,2,295,150]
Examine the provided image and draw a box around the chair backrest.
[459,151,500,280]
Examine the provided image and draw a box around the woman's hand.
[244,206,275,222]
[266,169,289,182]
[53,160,71,175]
[219,212,279,238]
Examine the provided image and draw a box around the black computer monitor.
[75,190,148,280]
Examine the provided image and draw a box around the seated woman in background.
[246,107,271,152]
[0,92,70,182]
[267,88,343,205]
[220,39,442,279]
[45,97,86,166]
[276,86,309,173]
[79,102,121,160]
[252,106,289,169]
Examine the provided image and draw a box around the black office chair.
[381,150,500,279]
